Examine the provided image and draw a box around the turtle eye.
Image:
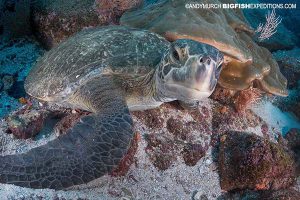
[199,57,204,63]
[172,50,180,61]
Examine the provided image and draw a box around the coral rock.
[121,0,288,96]
[210,85,236,105]
[212,103,262,135]
[285,128,300,175]
[271,48,300,119]
[32,0,142,49]
[219,189,300,200]
[233,88,261,113]
[278,63,300,89]
[145,133,177,170]
[132,103,211,170]
[6,109,45,139]
[219,131,296,191]
[166,117,185,139]
[94,0,142,22]
[273,48,300,89]
[259,189,300,200]
[133,108,164,129]
[182,143,206,166]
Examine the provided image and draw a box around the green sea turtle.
[0,26,223,189]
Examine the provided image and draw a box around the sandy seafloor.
[0,98,299,200]
[0,100,221,200]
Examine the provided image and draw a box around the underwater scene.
[0,0,299,199]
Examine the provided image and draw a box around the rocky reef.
[219,131,296,191]
[31,0,142,49]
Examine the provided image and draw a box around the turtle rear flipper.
[0,77,134,189]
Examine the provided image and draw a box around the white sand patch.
[252,100,300,136]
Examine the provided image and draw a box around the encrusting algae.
[120,0,288,96]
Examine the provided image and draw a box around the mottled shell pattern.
[25,26,170,101]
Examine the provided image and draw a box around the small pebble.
[219,106,228,114]
[205,158,212,165]
[198,165,204,174]
[193,191,208,200]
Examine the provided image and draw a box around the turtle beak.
[195,55,211,83]
[195,54,222,92]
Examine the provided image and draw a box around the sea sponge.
[120,0,288,96]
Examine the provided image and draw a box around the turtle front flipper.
[0,77,134,190]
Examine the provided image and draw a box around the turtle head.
[156,39,223,101]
